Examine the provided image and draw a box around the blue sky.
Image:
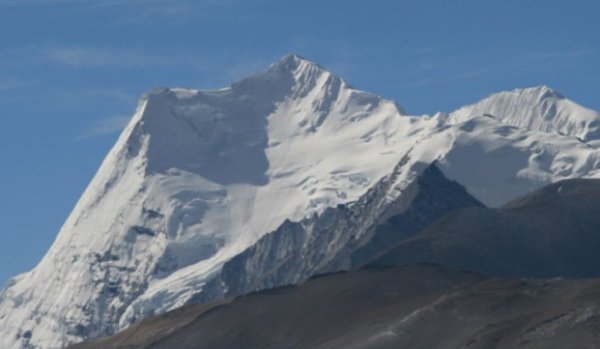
[0,0,598,285]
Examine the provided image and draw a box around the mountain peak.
[512,85,564,100]
[270,53,317,71]
[450,85,600,142]
[258,53,335,85]
[277,53,306,65]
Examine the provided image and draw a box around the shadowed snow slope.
[1,54,600,349]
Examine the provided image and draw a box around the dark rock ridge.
[193,160,483,302]
[370,178,600,278]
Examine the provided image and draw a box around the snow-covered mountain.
[1,54,599,349]
[449,85,600,143]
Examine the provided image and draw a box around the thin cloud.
[0,80,33,92]
[0,0,174,6]
[0,0,265,10]
[77,115,130,140]
[45,87,138,110]
[0,0,247,26]
[416,46,438,54]
[0,44,207,70]
[510,48,594,68]
[520,48,592,60]
[43,46,166,68]
[401,68,491,88]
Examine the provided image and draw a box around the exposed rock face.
[196,163,483,302]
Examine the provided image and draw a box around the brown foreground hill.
[72,265,600,349]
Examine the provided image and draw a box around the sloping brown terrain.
[71,265,600,349]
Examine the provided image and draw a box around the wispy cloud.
[0,44,207,70]
[77,115,130,140]
[509,48,594,69]
[0,80,33,92]
[0,0,244,5]
[416,46,438,54]
[43,46,169,68]
[400,68,491,88]
[0,0,174,6]
[0,0,253,27]
[45,87,139,112]
[519,48,592,60]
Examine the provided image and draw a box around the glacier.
[1,54,599,349]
